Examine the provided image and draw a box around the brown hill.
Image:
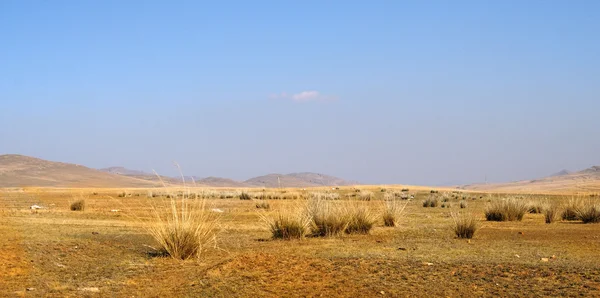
[461,166,600,194]
[0,155,159,188]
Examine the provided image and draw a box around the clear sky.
[1,1,599,185]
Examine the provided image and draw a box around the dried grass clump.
[358,191,373,201]
[422,195,439,208]
[307,199,348,237]
[561,197,583,221]
[544,204,558,224]
[256,201,271,209]
[144,197,219,260]
[345,203,377,234]
[451,213,479,239]
[527,200,545,214]
[239,192,252,200]
[70,199,86,211]
[459,200,468,209]
[261,207,311,240]
[576,201,600,224]
[484,198,528,221]
[382,200,407,227]
[308,192,340,201]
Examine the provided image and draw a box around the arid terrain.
[1,155,600,297]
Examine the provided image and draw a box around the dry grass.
[382,200,407,227]
[422,195,439,207]
[69,199,85,211]
[562,197,583,221]
[451,212,479,239]
[256,201,271,210]
[576,200,600,224]
[261,206,311,240]
[484,197,528,221]
[239,192,252,200]
[307,199,348,237]
[544,203,558,224]
[143,195,219,260]
[345,203,377,234]
[459,200,468,209]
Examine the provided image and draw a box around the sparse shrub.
[239,192,252,200]
[451,213,479,239]
[256,201,271,210]
[382,200,407,227]
[576,201,600,224]
[561,197,582,221]
[144,197,219,260]
[484,198,528,221]
[70,200,85,211]
[308,199,348,237]
[422,196,439,208]
[262,209,311,240]
[459,200,467,209]
[544,204,558,224]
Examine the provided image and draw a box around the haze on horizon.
[1,1,599,186]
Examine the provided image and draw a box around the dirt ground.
[1,187,599,297]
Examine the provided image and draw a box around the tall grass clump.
[358,191,373,201]
[70,199,86,211]
[239,192,252,200]
[576,200,600,223]
[561,197,582,221]
[451,212,479,239]
[261,207,311,240]
[382,200,407,227]
[459,200,468,209]
[144,196,219,260]
[345,203,378,234]
[527,200,545,214]
[544,204,558,224]
[307,198,348,237]
[422,195,439,207]
[484,197,528,221]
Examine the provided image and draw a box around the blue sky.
[1,0,599,185]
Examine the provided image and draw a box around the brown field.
[1,186,600,297]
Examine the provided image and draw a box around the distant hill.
[0,155,159,188]
[244,173,357,188]
[0,154,358,188]
[461,166,600,194]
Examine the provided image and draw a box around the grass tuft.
[544,204,558,224]
[422,195,439,208]
[262,207,311,240]
[484,197,528,221]
[345,203,377,234]
[576,201,600,224]
[70,199,86,211]
[451,212,478,239]
[382,200,407,227]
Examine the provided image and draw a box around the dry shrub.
[484,197,528,221]
[144,197,219,260]
[561,197,582,221]
[451,213,478,239]
[422,195,439,208]
[70,199,85,211]
[261,207,311,240]
[576,201,600,224]
[239,192,252,200]
[459,200,468,209]
[307,199,348,237]
[345,203,377,234]
[382,200,407,227]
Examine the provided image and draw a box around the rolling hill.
[0,155,159,188]
[461,166,600,194]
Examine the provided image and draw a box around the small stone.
[78,287,100,293]
[515,254,520,258]
[380,291,385,295]
[518,232,524,235]
[398,247,407,251]
[541,258,549,262]
[423,262,434,266]
[92,232,99,235]
[26,288,35,291]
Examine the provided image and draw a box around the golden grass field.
[1,186,600,297]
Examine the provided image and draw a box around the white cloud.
[269,90,337,102]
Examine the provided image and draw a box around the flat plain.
[1,187,599,297]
